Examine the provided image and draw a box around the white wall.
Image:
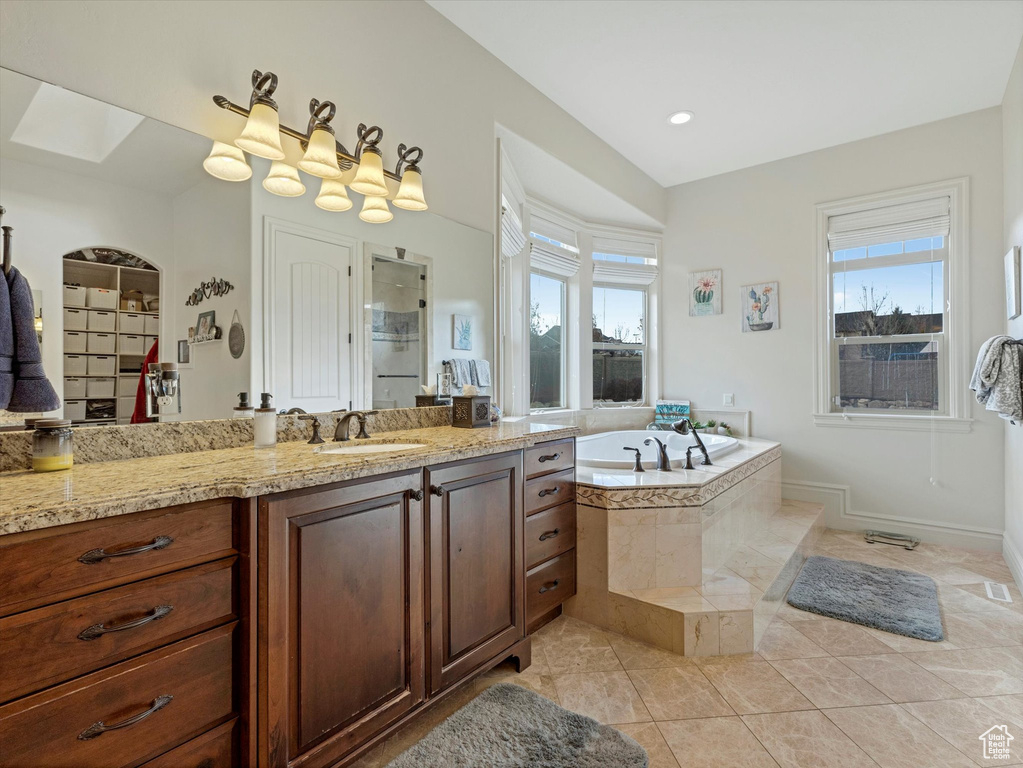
[1002,40,1023,577]
[0,157,173,406]
[0,0,665,236]
[662,108,1006,550]
[171,176,251,420]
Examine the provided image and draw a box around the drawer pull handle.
[78,695,173,740]
[78,536,174,565]
[539,579,560,594]
[431,485,445,497]
[538,486,560,498]
[539,528,560,541]
[78,605,174,641]
[538,452,562,463]
[410,489,424,501]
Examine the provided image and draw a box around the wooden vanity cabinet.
[425,451,525,694]
[258,471,426,768]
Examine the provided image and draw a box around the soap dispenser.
[254,392,276,448]
[233,391,254,419]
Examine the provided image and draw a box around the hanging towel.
[5,267,60,412]
[471,359,491,388]
[447,358,474,387]
[0,267,12,409]
[971,335,1023,423]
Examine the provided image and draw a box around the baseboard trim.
[1003,534,1023,593]
[782,479,1003,551]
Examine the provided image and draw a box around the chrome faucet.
[334,410,379,441]
[643,437,672,471]
[672,418,712,466]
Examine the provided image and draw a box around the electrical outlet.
[723,393,734,406]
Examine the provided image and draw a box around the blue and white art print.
[453,314,473,350]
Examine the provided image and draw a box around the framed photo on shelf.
[196,310,216,340]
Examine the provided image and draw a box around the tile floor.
[353,530,1023,767]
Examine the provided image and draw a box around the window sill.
[813,412,973,433]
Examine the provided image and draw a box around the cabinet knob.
[431,485,445,497]
[409,489,424,501]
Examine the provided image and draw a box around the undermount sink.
[315,442,427,456]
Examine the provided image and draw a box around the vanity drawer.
[525,468,575,516]
[526,550,576,627]
[0,500,236,615]
[0,558,236,702]
[0,623,235,768]
[525,439,575,479]
[142,718,236,768]
[526,502,576,568]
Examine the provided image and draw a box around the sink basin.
[315,442,427,456]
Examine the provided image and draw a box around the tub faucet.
[671,418,712,466]
[643,437,672,472]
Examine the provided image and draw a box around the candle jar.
[32,419,74,472]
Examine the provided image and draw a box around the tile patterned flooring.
[353,530,1023,767]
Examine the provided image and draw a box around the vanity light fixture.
[207,69,427,222]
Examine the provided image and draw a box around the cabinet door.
[260,472,424,768]
[426,452,524,694]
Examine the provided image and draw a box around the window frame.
[591,280,648,407]
[813,178,972,433]
[528,269,568,411]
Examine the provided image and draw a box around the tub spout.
[643,437,672,471]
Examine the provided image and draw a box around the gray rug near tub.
[385,683,648,768]
[787,555,944,641]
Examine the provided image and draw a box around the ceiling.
[429,0,1023,188]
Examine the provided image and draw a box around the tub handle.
[539,528,560,541]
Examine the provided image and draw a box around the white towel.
[970,336,1023,423]
[447,358,473,387]
[472,359,491,388]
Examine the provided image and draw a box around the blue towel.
[5,266,60,412]
[0,266,11,409]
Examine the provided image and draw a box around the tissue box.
[452,395,491,428]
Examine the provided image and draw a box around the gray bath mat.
[385,683,648,768]
[787,555,944,641]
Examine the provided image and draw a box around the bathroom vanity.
[0,422,578,768]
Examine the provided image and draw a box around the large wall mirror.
[0,67,495,426]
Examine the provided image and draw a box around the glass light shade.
[203,141,252,182]
[234,102,285,160]
[350,149,388,197]
[393,168,428,211]
[338,161,359,186]
[262,162,306,197]
[383,175,400,201]
[359,195,393,224]
[297,127,342,179]
[315,178,353,212]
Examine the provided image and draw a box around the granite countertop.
[0,422,579,535]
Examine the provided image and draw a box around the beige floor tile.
[694,651,766,667]
[698,567,763,596]
[473,660,560,703]
[757,621,831,660]
[607,631,690,670]
[741,710,877,768]
[957,583,1023,614]
[862,626,959,652]
[628,665,735,720]
[902,698,1023,765]
[939,584,1013,613]
[822,704,974,768]
[976,694,1023,727]
[657,717,779,768]
[615,722,681,768]
[701,659,814,715]
[775,603,820,622]
[839,653,967,703]
[792,619,899,657]
[552,670,652,725]
[943,612,1023,650]
[769,656,892,708]
[537,617,624,674]
[906,648,1023,697]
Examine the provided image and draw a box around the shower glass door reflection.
[371,256,427,409]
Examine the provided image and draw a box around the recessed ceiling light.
[667,110,694,125]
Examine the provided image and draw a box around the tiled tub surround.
[0,420,577,535]
[567,440,826,656]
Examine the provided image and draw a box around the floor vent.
[985,582,1013,602]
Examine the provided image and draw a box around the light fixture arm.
[306,99,337,137]
[354,124,383,160]
[248,69,279,110]
[395,144,424,177]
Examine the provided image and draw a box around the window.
[530,271,566,409]
[814,179,970,430]
[592,284,645,404]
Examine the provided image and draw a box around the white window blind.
[591,235,657,261]
[529,213,578,251]
[500,206,526,259]
[529,239,581,278]
[592,260,658,286]
[827,196,950,251]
